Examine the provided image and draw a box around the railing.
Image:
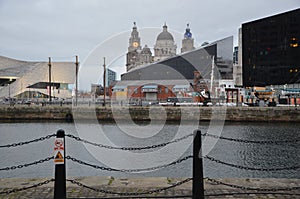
[0,129,299,198]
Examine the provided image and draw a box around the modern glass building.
[242,8,300,87]
[106,68,116,86]
[0,56,76,100]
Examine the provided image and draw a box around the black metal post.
[54,129,66,199]
[193,129,204,199]
[48,57,52,104]
[75,55,79,106]
[103,57,106,107]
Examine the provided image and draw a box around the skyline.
[0,0,299,89]
[1,1,299,60]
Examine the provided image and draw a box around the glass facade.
[242,8,300,87]
[107,68,116,86]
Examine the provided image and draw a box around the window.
[165,87,169,94]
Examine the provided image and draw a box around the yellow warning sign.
[54,151,64,164]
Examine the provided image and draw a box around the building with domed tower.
[181,24,195,53]
[126,22,153,72]
[153,23,177,62]
[126,22,189,72]
[112,22,235,104]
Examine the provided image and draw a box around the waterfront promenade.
[0,177,299,198]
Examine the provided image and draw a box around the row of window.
[114,87,173,94]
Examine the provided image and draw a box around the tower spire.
[181,23,194,53]
[163,22,167,31]
[186,23,190,31]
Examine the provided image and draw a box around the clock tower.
[126,22,142,71]
[128,22,141,51]
[181,23,195,53]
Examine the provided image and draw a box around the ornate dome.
[141,45,151,54]
[156,24,174,41]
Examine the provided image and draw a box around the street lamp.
[8,83,11,101]
[75,55,79,106]
[48,57,52,104]
[7,78,13,103]
[28,84,30,100]
[103,57,106,106]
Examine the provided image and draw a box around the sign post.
[54,129,66,199]
[193,129,204,199]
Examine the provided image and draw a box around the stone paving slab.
[0,177,299,199]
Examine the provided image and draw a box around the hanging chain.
[0,134,56,148]
[66,155,192,173]
[67,178,192,196]
[204,155,300,171]
[66,133,194,151]
[0,179,54,195]
[202,133,300,144]
[66,156,119,171]
[0,156,54,171]
[206,178,300,192]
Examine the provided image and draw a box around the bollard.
[54,129,66,199]
[193,129,204,199]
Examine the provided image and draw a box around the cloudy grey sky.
[0,0,299,88]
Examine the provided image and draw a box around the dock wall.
[0,106,299,122]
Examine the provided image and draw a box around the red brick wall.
[110,84,176,101]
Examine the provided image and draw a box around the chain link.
[202,133,300,144]
[0,156,54,172]
[66,155,192,173]
[204,155,300,171]
[0,134,56,148]
[206,178,300,192]
[67,178,192,196]
[0,178,54,195]
[66,156,119,171]
[66,133,193,151]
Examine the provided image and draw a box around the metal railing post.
[193,129,204,199]
[54,129,66,199]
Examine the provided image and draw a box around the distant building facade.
[106,68,116,86]
[112,36,234,103]
[0,56,75,100]
[91,84,103,96]
[181,24,195,53]
[153,23,177,62]
[126,23,196,72]
[242,8,300,87]
[233,28,243,87]
[233,46,238,64]
[126,22,153,72]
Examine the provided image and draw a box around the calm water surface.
[0,121,299,179]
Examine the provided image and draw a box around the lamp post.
[6,78,13,102]
[103,57,106,107]
[28,84,30,100]
[8,82,11,102]
[75,55,79,106]
[48,57,52,104]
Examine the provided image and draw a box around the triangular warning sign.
[54,151,64,163]
[55,151,63,159]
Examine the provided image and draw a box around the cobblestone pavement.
[0,177,299,199]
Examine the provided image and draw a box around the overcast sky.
[0,0,299,88]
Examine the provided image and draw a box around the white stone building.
[126,23,195,71]
[153,23,177,62]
